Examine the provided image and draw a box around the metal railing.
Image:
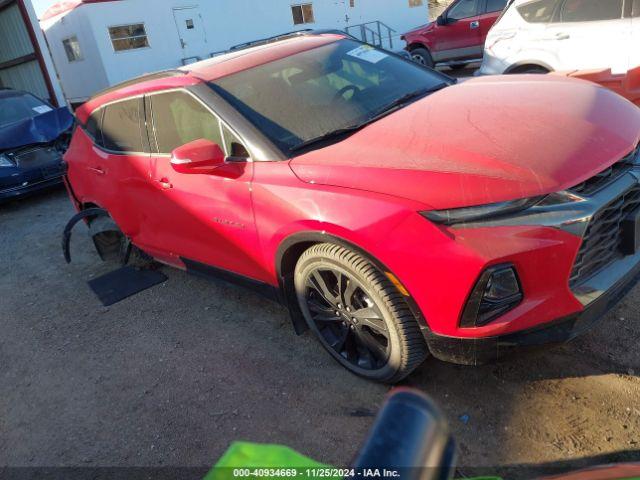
[345,20,397,50]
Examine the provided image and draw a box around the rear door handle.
[157,178,173,189]
[87,166,105,175]
[470,21,480,29]
[556,32,570,40]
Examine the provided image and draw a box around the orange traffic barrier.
[553,66,640,107]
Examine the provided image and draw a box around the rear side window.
[631,0,639,16]
[101,99,144,153]
[560,0,623,21]
[150,91,223,154]
[517,0,559,22]
[485,0,508,13]
[447,0,479,20]
[85,109,103,144]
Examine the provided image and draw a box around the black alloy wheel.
[294,243,428,383]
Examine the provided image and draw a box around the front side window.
[560,0,623,22]
[109,24,150,52]
[409,0,424,6]
[101,99,144,153]
[291,4,315,25]
[485,0,508,13]
[62,36,83,62]
[150,91,223,154]
[210,39,449,154]
[517,0,559,22]
[0,93,51,128]
[447,0,479,20]
[634,0,640,16]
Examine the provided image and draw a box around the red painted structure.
[553,66,640,108]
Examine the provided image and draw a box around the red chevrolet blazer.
[64,32,640,382]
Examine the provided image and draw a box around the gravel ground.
[1,188,639,478]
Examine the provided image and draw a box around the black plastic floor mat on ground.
[88,266,167,306]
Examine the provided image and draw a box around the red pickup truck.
[402,0,508,69]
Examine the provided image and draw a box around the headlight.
[421,197,543,225]
[0,154,14,167]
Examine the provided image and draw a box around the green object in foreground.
[204,441,332,480]
[204,442,504,480]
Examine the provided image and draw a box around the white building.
[41,0,429,105]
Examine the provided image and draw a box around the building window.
[291,3,315,24]
[62,36,83,62]
[108,24,150,52]
[409,0,424,6]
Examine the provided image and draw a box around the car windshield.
[209,39,451,153]
[0,92,52,128]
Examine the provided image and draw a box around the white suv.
[479,0,640,75]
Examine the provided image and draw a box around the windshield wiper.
[369,83,448,119]
[289,125,365,153]
[289,83,449,153]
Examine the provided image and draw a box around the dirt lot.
[1,188,640,478]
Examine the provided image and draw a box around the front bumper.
[423,255,640,365]
[0,174,65,202]
[417,154,640,364]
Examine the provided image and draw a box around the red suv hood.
[290,75,640,210]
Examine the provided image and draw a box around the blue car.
[0,89,74,203]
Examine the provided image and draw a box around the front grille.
[569,161,631,196]
[570,186,640,287]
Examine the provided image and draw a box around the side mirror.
[436,15,446,26]
[170,139,226,175]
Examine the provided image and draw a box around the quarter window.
[85,109,103,144]
[560,0,623,22]
[485,0,508,13]
[517,0,559,23]
[221,124,250,159]
[62,36,83,62]
[101,99,144,153]
[291,4,315,25]
[108,24,150,52]
[447,0,478,20]
[150,91,223,154]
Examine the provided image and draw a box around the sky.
[30,0,57,18]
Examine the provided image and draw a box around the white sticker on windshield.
[32,105,53,114]
[346,45,388,64]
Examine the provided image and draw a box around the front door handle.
[555,32,570,40]
[157,178,173,189]
[470,20,480,29]
[87,166,105,175]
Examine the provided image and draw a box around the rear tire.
[294,243,428,383]
[410,48,434,68]
[509,65,549,74]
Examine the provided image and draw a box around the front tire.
[410,47,434,68]
[294,243,428,383]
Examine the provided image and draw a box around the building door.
[173,7,208,62]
